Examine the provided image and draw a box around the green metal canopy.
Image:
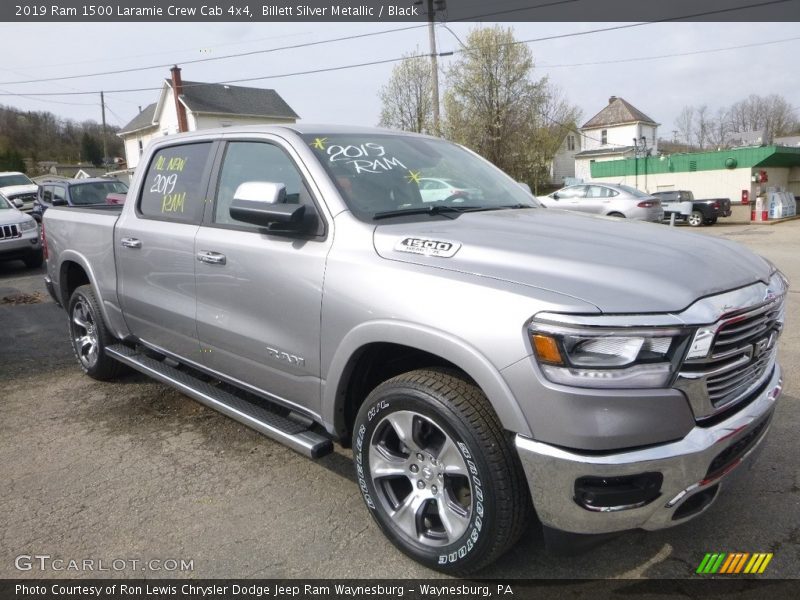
[591,145,800,178]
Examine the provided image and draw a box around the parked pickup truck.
[43,125,787,574]
[653,190,732,227]
[32,177,129,222]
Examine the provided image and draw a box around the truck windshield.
[70,180,129,205]
[300,133,538,220]
[0,173,34,187]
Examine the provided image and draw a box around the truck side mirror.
[12,198,24,208]
[230,181,309,231]
[552,192,559,200]
[52,198,67,207]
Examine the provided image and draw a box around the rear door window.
[139,142,214,223]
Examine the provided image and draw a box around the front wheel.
[68,285,124,380]
[353,369,531,574]
[687,210,704,227]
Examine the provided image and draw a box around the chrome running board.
[106,344,333,458]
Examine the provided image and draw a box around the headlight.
[529,320,690,389]
[19,219,37,231]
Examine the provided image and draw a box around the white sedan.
[418,178,483,203]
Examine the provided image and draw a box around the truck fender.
[56,250,130,340]
[322,319,533,438]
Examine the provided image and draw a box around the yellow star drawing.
[406,170,421,184]
[311,137,328,150]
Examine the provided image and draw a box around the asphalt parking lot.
[1,220,798,580]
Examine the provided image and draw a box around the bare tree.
[378,50,434,134]
[706,107,731,149]
[727,94,797,139]
[675,106,695,150]
[696,105,710,150]
[524,85,582,193]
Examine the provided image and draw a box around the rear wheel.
[353,369,531,574]
[687,211,704,227]
[607,212,625,218]
[68,285,124,380]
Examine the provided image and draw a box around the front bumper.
[515,364,782,534]
[0,227,40,259]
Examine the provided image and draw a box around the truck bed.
[43,204,123,309]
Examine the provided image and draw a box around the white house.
[118,67,299,169]
[549,130,581,186]
[574,96,659,181]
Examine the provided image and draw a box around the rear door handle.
[120,237,142,249]
[197,251,226,265]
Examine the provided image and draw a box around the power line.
[0,23,430,86]
[10,29,317,72]
[0,1,791,99]
[537,35,800,68]
[0,0,576,86]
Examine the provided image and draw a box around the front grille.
[9,192,36,202]
[0,224,20,239]
[713,304,783,356]
[678,297,784,418]
[705,349,773,407]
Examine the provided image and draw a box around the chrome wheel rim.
[369,410,472,547]
[688,212,703,226]
[71,299,99,368]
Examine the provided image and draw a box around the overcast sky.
[1,21,798,140]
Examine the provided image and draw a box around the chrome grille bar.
[676,290,785,420]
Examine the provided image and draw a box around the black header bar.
[4,0,800,23]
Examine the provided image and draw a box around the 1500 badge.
[395,237,461,258]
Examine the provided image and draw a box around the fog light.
[574,472,663,512]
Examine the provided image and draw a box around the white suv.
[0,171,39,213]
[0,191,42,267]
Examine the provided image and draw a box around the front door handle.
[197,251,227,265]
[120,237,142,249]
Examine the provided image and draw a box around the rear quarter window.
[139,142,213,223]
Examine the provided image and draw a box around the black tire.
[705,217,718,225]
[687,210,704,227]
[23,250,43,268]
[607,212,625,218]
[353,369,531,575]
[67,284,124,380]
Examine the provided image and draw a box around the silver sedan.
[538,182,663,222]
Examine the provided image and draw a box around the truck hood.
[0,184,38,196]
[373,208,771,313]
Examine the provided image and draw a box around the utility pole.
[416,0,447,135]
[100,91,108,170]
[427,0,440,136]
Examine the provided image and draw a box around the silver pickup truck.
[43,125,787,574]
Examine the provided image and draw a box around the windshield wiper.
[372,205,485,220]
[372,203,536,220]
[492,203,536,210]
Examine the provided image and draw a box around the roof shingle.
[582,96,657,129]
[119,103,158,134]
[177,80,299,120]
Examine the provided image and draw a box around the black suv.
[33,178,128,221]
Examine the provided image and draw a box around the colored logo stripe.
[697,552,773,574]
